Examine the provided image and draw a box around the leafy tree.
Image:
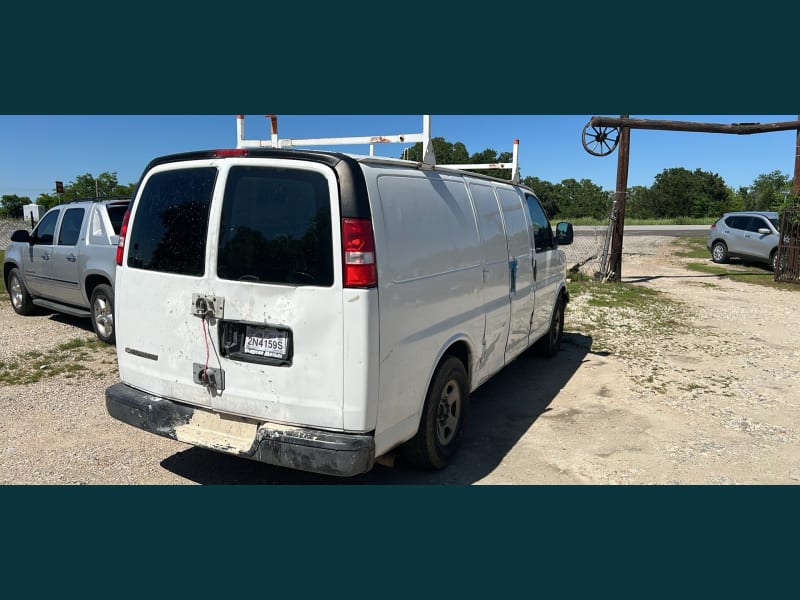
[402,138,516,180]
[749,170,791,211]
[0,194,30,218]
[403,137,469,164]
[522,176,559,218]
[36,172,136,210]
[649,167,729,218]
[551,178,610,220]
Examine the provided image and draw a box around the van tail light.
[116,209,131,266]
[341,218,377,288]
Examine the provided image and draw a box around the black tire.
[401,356,469,470]
[534,295,566,358]
[7,268,36,315]
[711,241,729,264]
[769,249,778,272]
[90,284,116,344]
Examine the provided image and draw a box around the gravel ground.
[1,235,798,484]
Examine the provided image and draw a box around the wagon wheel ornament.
[582,124,620,156]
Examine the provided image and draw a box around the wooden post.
[793,116,800,196]
[607,118,631,282]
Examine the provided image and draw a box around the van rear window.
[217,166,334,287]
[127,168,216,276]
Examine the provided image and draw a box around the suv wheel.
[711,241,729,264]
[7,268,36,315]
[90,284,116,344]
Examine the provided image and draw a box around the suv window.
[106,203,129,234]
[746,216,771,233]
[217,166,334,286]
[33,209,59,245]
[58,207,85,246]
[127,168,216,276]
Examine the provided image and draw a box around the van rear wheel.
[401,356,469,470]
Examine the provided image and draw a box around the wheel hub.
[436,380,460,445]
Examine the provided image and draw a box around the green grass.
[675,237,800,291]
[566,271,688,354]
[0,337,113,385]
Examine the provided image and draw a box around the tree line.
[2,140,797,221]
[1,172,135,219]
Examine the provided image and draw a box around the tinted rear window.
[106,203,129,234]
[127,168,216,276]
[217,166,334,286]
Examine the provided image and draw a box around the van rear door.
[116,158,347,431]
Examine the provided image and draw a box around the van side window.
[127,167,216,276]
[524,194,554,251]
[58,208,85,246]
[217,166,334,287]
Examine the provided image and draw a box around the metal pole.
[606,117,631,282]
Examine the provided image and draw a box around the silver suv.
[707,211,780,271]
[3,198,130,343]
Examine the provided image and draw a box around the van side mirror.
[10,229,30,244]
[555,222,573,246]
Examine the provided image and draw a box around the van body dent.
[105,148,574,476]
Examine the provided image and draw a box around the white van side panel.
[341,288,380,431]
[368,169,484,453]
[468,183,511,385]
[495,186,535,362]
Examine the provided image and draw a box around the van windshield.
[217,166,334,287]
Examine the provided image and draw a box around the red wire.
[202,319,210,380]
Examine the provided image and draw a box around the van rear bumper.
[105,382,375,477]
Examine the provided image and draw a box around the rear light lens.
[213,149,249,157]
[116,209,131,266]
[341,218,377,288]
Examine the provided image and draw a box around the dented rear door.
[116,157,346,430]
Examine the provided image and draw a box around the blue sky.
[1,115,797,200]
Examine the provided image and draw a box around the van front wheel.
[401,357,469,470]
[534,296,566,358]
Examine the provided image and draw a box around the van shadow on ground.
[160,334,592,485]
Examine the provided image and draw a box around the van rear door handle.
[66,254,77,262]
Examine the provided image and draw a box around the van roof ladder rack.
[235,115,520,183]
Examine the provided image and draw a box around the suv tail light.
[341,218,377,288]
[116,209,131,266]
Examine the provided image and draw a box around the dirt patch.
[524,237,800,484]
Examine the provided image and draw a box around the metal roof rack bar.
[235,115,520,183]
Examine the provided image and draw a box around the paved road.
[574,224,709,237]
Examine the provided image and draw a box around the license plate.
[244,326,289,360]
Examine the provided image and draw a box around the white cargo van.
[106,117,574,477]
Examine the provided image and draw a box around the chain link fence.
[0,218,26,251]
